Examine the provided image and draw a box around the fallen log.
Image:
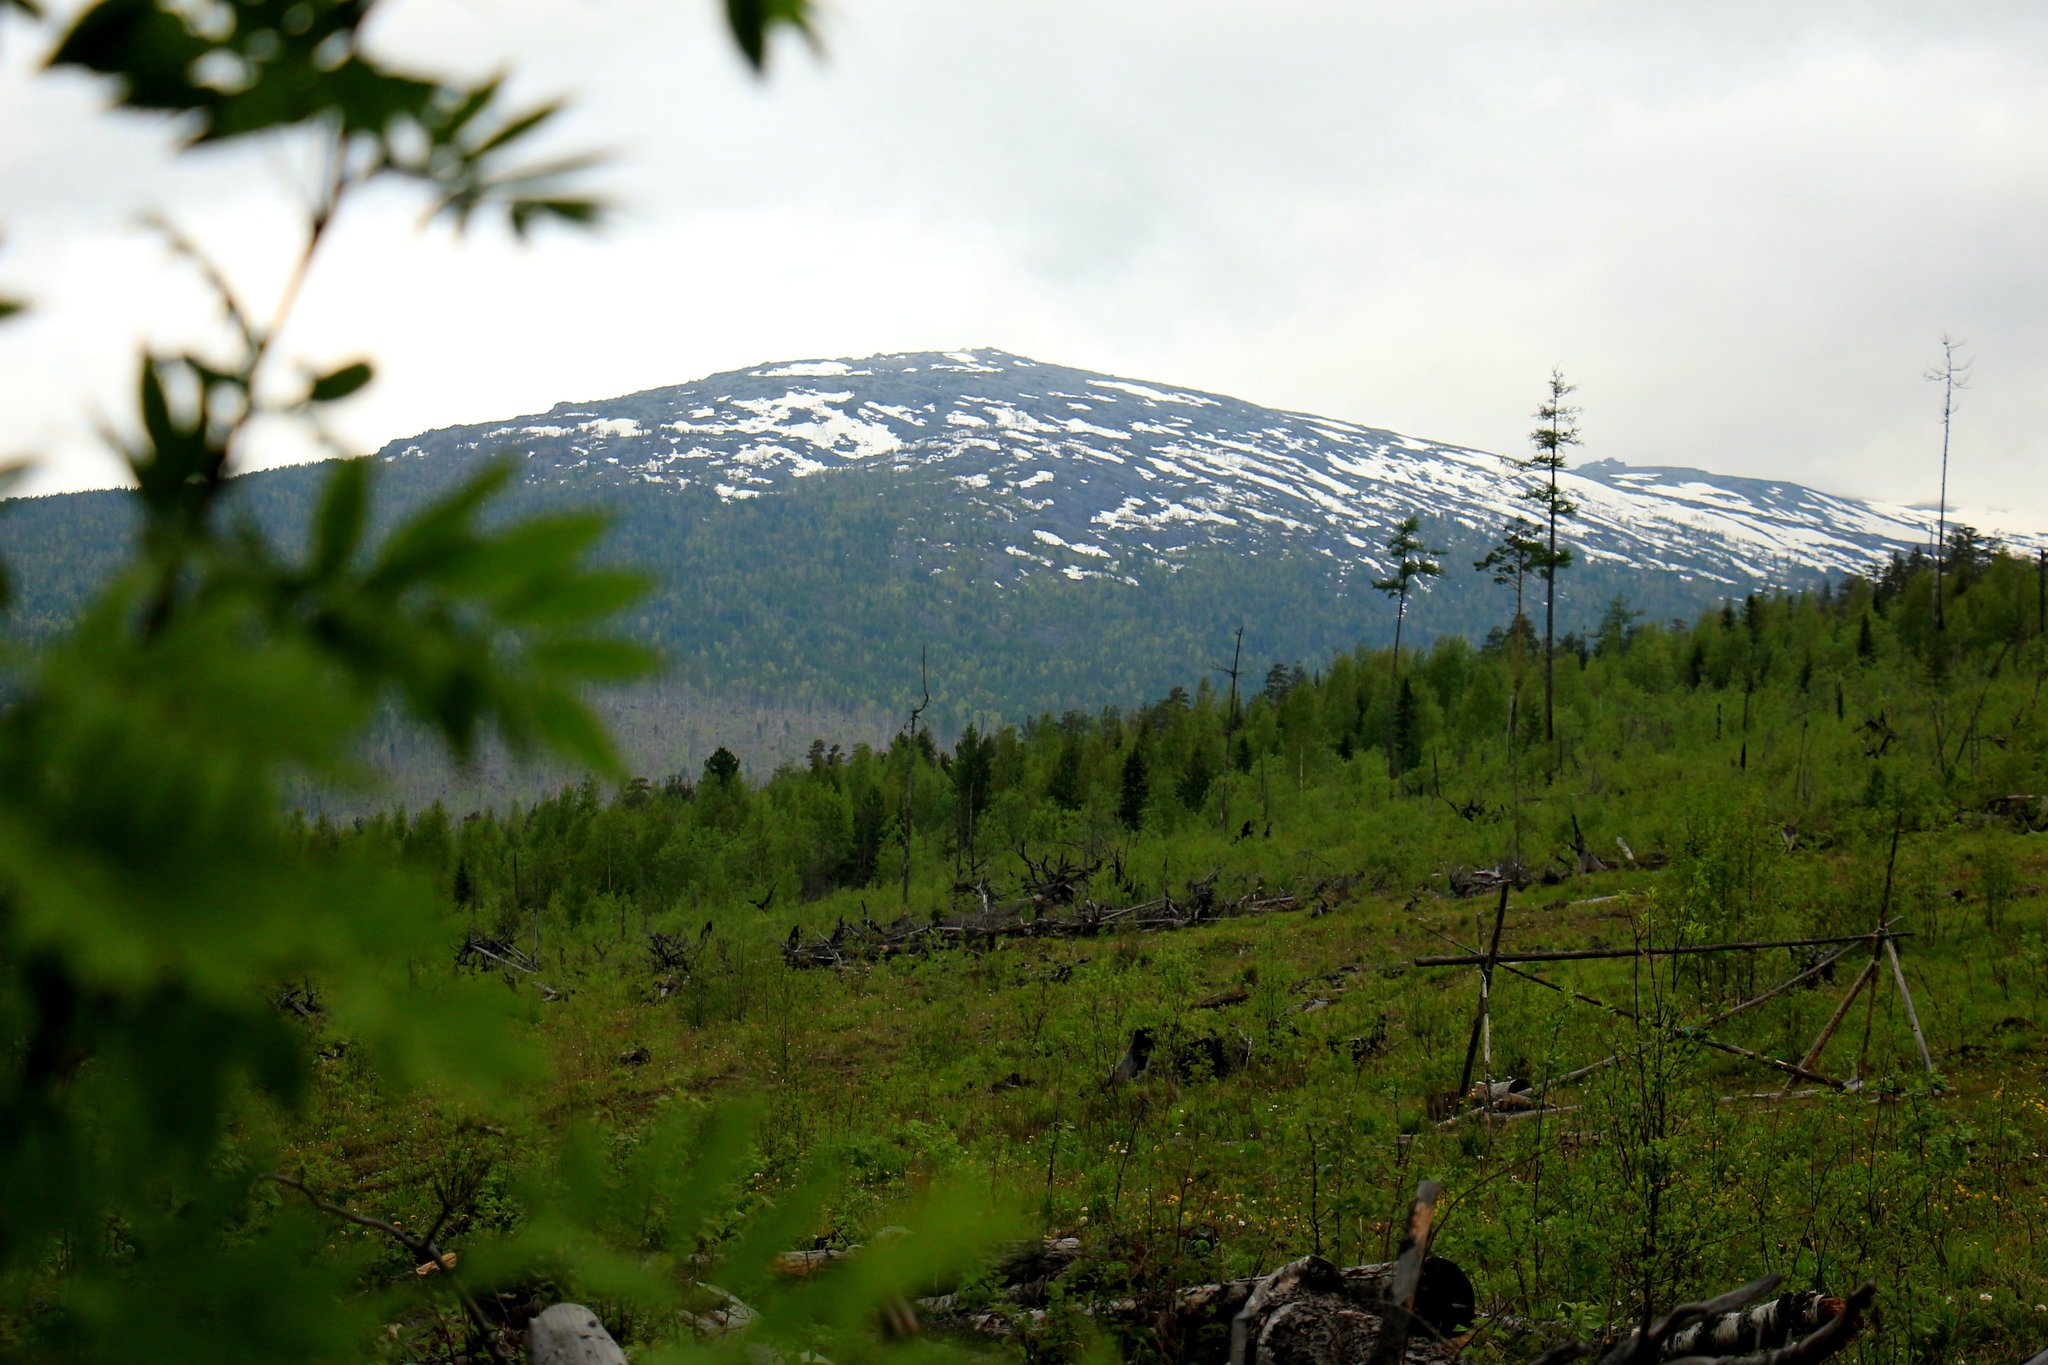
[1634,1290,1846,1359]
[1539,1276,1874,1365]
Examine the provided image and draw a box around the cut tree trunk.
[526,1304,627,1365]
[1619,1291,1847,1360]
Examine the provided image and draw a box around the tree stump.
[526,1303,627,1365]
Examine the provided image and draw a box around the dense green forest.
[343,535,2044,927]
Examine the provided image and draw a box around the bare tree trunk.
[1388,594,1407,780]
[1543,503,1557,744]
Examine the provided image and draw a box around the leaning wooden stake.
[1535,939,1866,1095]
[1777,959,1877,1097]
[1690,1037,1842,1089]
[1882,935,1936,1074]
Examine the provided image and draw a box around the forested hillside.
[15,346,2028,785]
[0,453,1762,789]
[351,538,2044,923]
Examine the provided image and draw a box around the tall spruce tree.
[1475,515,1544,646]
[950,723,995,859]
[1475,515,1544,745]
[1117,741,1150,831]
[1521,369,1582,743]
[1372,514,1442,777]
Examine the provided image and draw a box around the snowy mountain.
[12,347,2028,781]
[376,348,1974,591]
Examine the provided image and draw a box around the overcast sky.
[3,1,2045,527]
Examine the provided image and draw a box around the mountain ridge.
[372,347,2016,590]
[9,349,2038,795]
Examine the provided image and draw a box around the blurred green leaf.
[0,295,23,320]
[309,456,369,579]
[128,352,232,533]
[508,196,604,237]
[725,0,816,72]
[307,358,372,403]
[529,685,621,774]
[362,461,513,591]
[472,98,560,157]
[48,0,212,117]
[494,568,649,627]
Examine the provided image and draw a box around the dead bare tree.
[900,646,930,909]
[265,1172,515,1365]
[1924,333,1971,633]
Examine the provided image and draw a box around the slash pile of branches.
[679,1182,1880,1365]
[454,936,540,975]
[782,876,1307,968]
[453,936,567,1000]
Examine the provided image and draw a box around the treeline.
[320,538,2048,938]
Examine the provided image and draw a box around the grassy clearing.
[287,819,2048,1364]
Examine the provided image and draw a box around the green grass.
[272,556,2048,1363]
[283,819,2048,1364]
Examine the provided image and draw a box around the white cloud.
[1,0,2044,527]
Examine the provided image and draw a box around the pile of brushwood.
[533,1183,1886,1365]
[783,869,1310,968]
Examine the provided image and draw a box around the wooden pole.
[1684,1037,1843,1088]
[1455,884,1512,1099]
[1854,950,1881,1082]
[1415,930,1907,968]
[1366,1181,1441,1365]
[1883,935,1936,1074]
[1778,958,1877,1097]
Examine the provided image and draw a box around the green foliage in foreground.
[0,2,876,1361]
